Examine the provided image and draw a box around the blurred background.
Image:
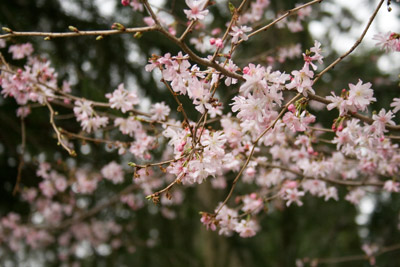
[0,0,400,266]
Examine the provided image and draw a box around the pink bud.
[285,181,298,189]
[250,193,257,199]
[288,104,296,113]
[307,147,314,154]
[215,38,224,48]
[209,38,216,45]
[338,125,344,131]
[177,140,187,152]
[121,0,130,6]
[243,66,250,74]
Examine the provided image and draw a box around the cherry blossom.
[106,83,139,113]
[184,0,209,21]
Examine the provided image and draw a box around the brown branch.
[0,52,11,70]
[60,129,131,146]
[131,155,186,169]
[44,99,76,156]
[0,26,156,39]
[313,0,385,83]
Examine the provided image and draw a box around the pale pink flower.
[130,0,143,11]
[54,177,68,192]
[241,195,263,214]
[235,219,259,238]
[0,39,6,48]
[200,213,217,231]
[283,188,305,207]
[347,79,376,111]
[16,106,31,118]
[229,25,252,44]
[106,83,139,113]
[81,116,108,133]
[114,117,142,136]
[390,98,400,113]
[373,32,400,52]
[143,16,155,26]
[39,180,56,198]
[372,109,395,133]
[101,161,124,184]
[345,188,365,205]
[150,102,171,121]
[223,59,239,86]
[286,68,314,96]
[73,100,93,121]
[8,43,34,59]
[383,180,400,193]
[75,171,99,194]
[184,0,209,21]
[287,20,303,32]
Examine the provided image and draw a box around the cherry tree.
[0,0,400,265]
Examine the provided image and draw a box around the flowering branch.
[215,93,302,215]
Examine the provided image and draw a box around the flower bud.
[111,22,126,31]
[2,27,12,33]
[121,0,130,6]
[288,104,296,113]
[68,26,79,32]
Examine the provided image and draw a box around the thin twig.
[241,0,324,44]
[132,155,186,169]
[44,99,76,156]
[210,0,249,62]
[0,26,156,39]
[60,129,131,146]
[161,79,194,137]
[313,0,385,83]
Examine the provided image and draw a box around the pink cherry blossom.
[184,0,209,21]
